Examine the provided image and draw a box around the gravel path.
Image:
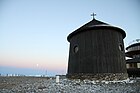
[0,76,140,93]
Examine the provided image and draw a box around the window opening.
[119,44,124,51]
[74,45,79,53]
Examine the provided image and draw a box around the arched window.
[73,45,79,53]
[119,44,124,51]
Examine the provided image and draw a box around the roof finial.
[91,13,96,19]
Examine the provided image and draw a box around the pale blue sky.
[0,0,140,76]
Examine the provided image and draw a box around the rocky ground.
[0,76,140,93]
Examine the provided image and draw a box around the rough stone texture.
[67,73,128,81]
[0,76,140,93]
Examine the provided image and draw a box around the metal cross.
[91,13,96,19]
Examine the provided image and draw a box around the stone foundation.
[66,73,128,81]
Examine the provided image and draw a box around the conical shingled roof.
[76,19,109,31]
[67,19,126,42]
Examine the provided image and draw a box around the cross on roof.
[91,13,96,19]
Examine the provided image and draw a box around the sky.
[0,0,140,76]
